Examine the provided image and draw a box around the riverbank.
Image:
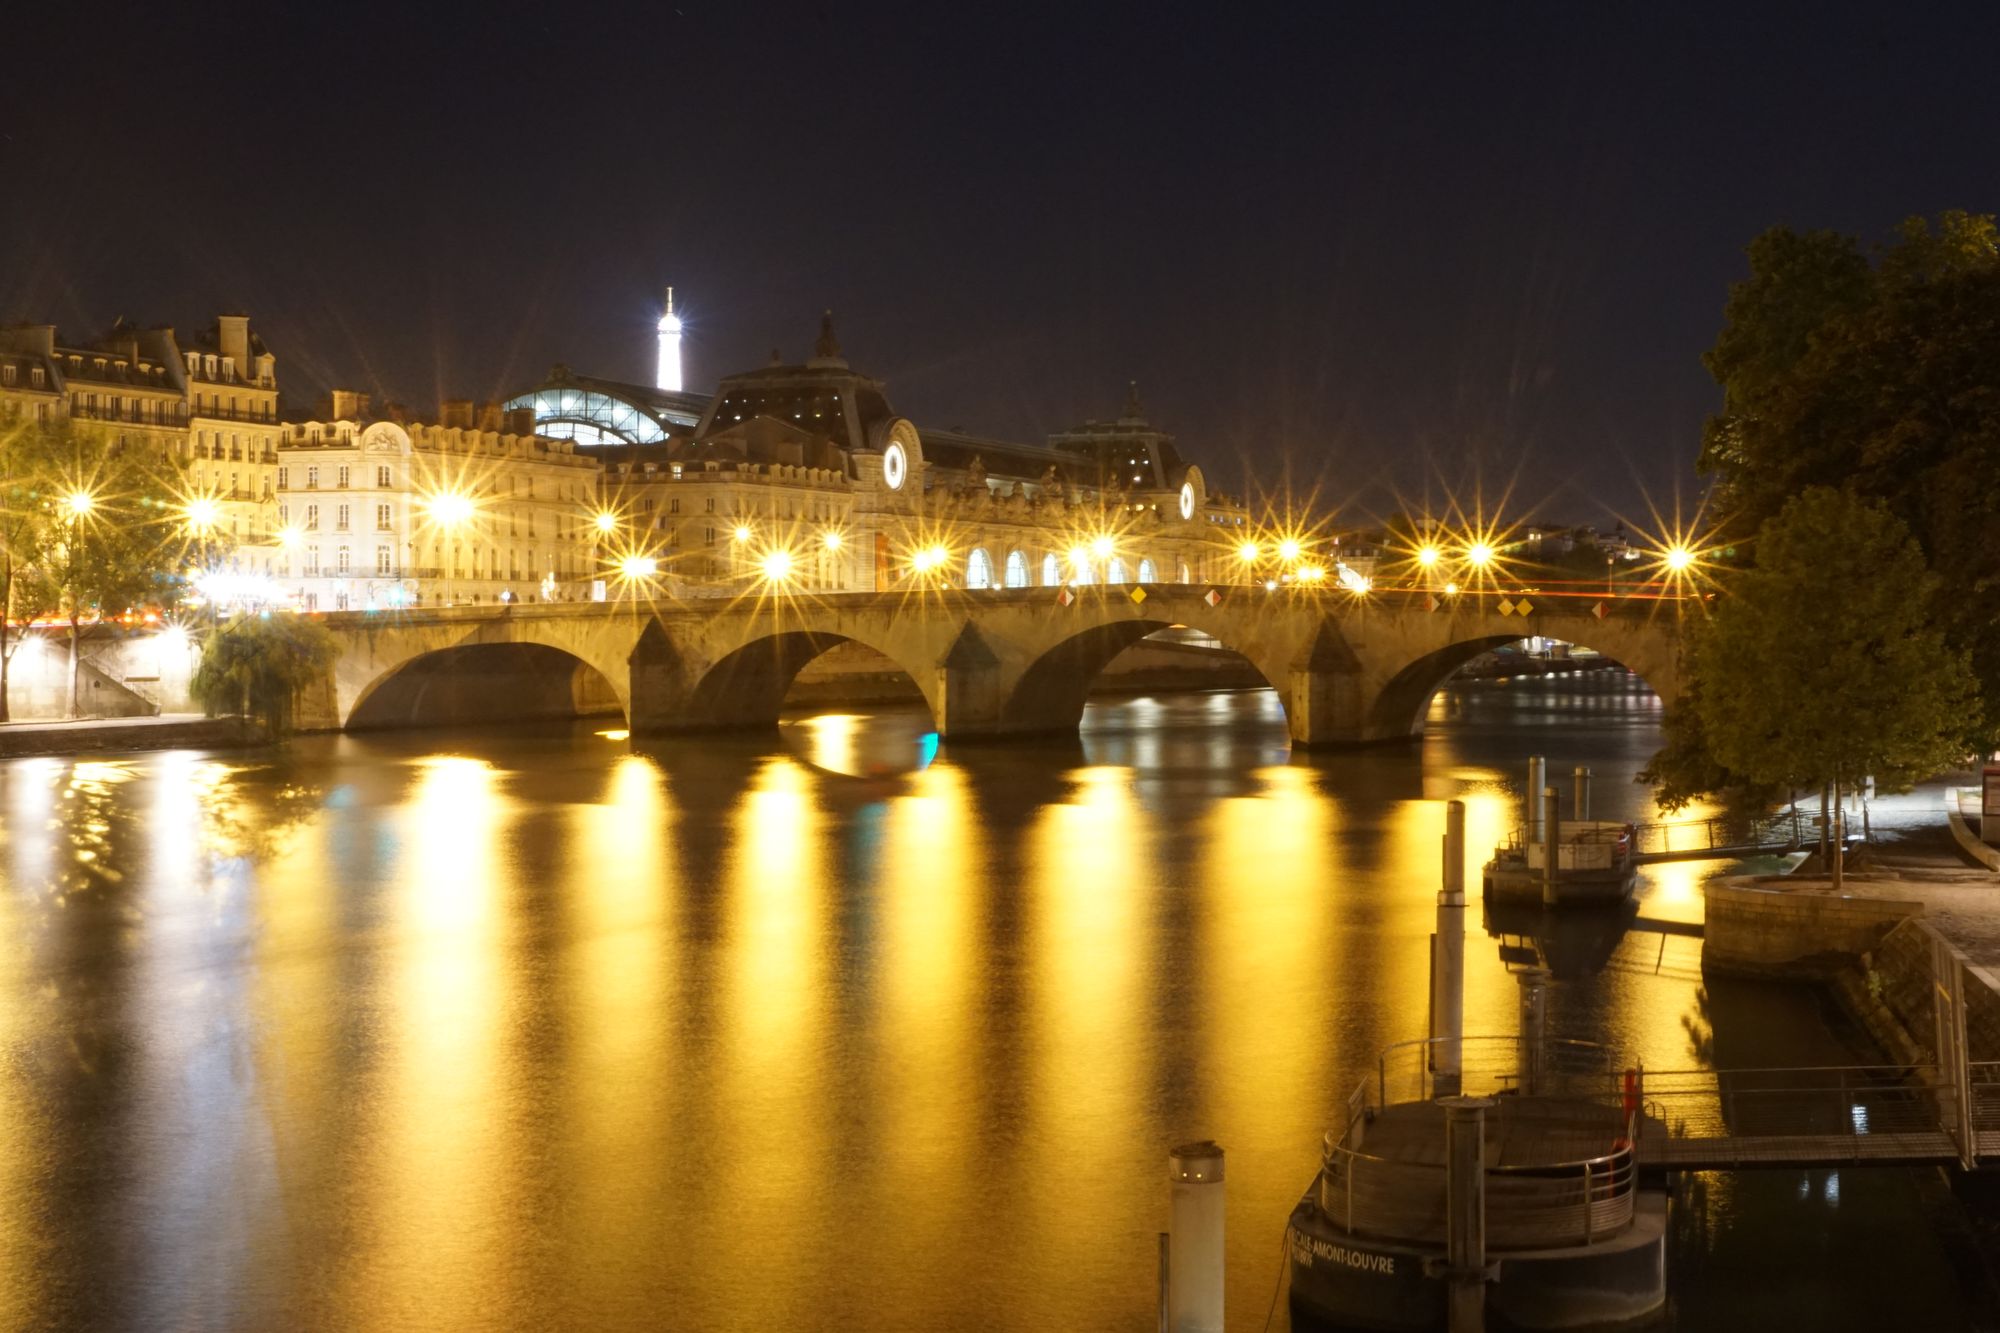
[0,713,263,757]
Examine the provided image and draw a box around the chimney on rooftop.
[217,315,250,376]
[505,407,536,436]
[439,399,474,429]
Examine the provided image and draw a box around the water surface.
[0,674,1983,1329]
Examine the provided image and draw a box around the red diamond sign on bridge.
[1203,588,1222,607]
[1057,587,1075,607]
[1423,594,1439,612]
[1592,601,1608,620]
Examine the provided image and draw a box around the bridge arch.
[1366,631,1675,740]
[1000,615,1285,736]
[672,627,945,733]
[346,641,627,730]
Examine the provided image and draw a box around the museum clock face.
[1179,481,1196,520]
[884,441,908,490]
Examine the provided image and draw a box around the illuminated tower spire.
[656,285,683,392]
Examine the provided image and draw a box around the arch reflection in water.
[781,708,938,777]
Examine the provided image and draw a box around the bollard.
[1168,1142,1224,1333]
[1527,756,1547,845]
[1517,967,1551,1096]
[1541,785,1562,907]
[1573,765,1591,822]
[1433,800,1467,1097]
[1442,1097,1494,1333]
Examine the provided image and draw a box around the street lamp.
[822,531,843,551]
[617,554,658,580]
[594,511,618,535]
[64,490,95,519]
[1278,538,1302,563]
[733,524,752,544]
[760,549,795,583]
[1465,542,1492,568]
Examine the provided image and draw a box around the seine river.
[0,675,1986,1330]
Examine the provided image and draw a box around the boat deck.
[1354,1095,1632,1168]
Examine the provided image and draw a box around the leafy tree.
[1699,211,2000,750]
[1691,488,1978,835]
[189,613,340,735]
[8,420,186,717]
[0,414,54,723]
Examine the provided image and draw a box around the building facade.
[0,315,284,578]
[535,309,1254,597]
[274,395,600,610]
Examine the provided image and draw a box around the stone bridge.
[300,585,1685,746]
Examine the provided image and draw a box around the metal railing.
[1318,1036,1639,1249]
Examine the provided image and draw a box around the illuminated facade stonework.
[0,314,284,574]
[274,396,599,610]
[566,313,1252,594]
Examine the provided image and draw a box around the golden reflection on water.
[0,760,53,1327]
[867,762,984,1323]
[1199,765,1335,1157]
[1023,765,1148,1307]
[561,754,675,1292]
[355,756,521,1324]
[713,756,830,1326]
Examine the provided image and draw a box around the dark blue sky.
[4,2,1995,526]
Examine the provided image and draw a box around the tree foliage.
[190,613,341,735]
[1689,487,1978,796]
[1,417,187,717]
[1699,211,2000,751]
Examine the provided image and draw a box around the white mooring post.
[1168,1141,1224,1333]
[1573,765,1592,822]
[1518,967,1551,1097]
[1443,1096,1494,1333]
[1432,799,1468,1097]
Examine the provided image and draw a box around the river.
[0,673,1986,1330]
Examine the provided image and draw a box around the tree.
[189,613,340,735]
[0,414,54,723]
[1691,489,1978,859]
[1699,211,2000,751]
[8,420,186,717]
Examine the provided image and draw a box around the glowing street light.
[1278,538,1302,563]
[183,496,222,536]
[910,545,949,574]
[1416,545,1441,568]
[1465,542,1493,568]
[822,531,843,551]
[425,491,475,527]
[733,524,752,543]
[1663,545,1695,573]
[1297,564,1327,583]
[1237,541,1261,563]
[760,548,795,583]
[1091,535,1115,560]
[617,554,659,580]
[593,511,618,534]
[277,525,303,550]
[64,490,95,519]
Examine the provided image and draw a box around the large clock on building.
[884,441,908,490]
[1179,481,1196,520]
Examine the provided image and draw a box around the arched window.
[1106,557,1127,585]
[1041,553,1060,586]
[1137,557,1158,583]
[966,548,994,589]
[1004,549,1029,588]
[1178,559,1192,584]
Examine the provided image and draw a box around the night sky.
[4,2,1995,526]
